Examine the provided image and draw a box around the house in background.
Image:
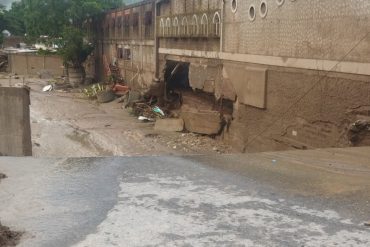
[94,0,370,152]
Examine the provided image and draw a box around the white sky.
[1,0,18,9]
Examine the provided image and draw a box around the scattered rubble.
[145,132,231,154]
[0,223,22,247]
[0,53,8,72]
[348,120,370,145]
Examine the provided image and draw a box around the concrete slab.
[154,118,184,132]
[1,147,370,246]
[0,87,32,156]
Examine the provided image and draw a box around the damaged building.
[94,0,370,152]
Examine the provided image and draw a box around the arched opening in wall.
[276,0,284,6]
[248,5,256,21]
[181,17,189,36]
[200,14,209,37]
[173,17,179,36]
[231,0,237,13]
[260,1,268,18]
[191,15,199,37]
[160,18,165,37]
[212,12,221,37]
[165,18,171,36]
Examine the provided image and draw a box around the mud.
[1,173,21,247]
[0,223,22,247]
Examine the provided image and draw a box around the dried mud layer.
[0,173,22,246]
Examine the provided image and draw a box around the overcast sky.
[1,0,18,9]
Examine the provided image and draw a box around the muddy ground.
[0,174,21,247]
[0,223,21,247]
[20,77,231,157]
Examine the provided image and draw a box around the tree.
[0,4,5,45]
[4,1,26,36]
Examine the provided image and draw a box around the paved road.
[1,150,370,246]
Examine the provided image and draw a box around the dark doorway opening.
[164,61,191,91]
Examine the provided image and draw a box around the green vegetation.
[2,0,123,66]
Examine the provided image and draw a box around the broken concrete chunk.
[181,110,222,135]
[154,118,184,132]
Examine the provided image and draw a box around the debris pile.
[348,120,370,145]
[0,53,8,72]
[0,223,22,247]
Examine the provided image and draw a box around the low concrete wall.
[8,53,64,77]
[0,87,32,156]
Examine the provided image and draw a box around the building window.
[191,15,199,36]
[260,1,268,18]
[165,18,171,36]
[212,12,221,37]
[111,18,116,39]
[231,0,237,13]
[132,12,139,36]
[144,11,152,38]
[118,47,131,60]
[200,14,209,37]
[123,14,130,37]
[276,0,285,6]
[249,5,256,22]
[117,16,122,38]
[173,17,179,36]
[117,47,123,59]
[160,18,165,37]
[181,17,188,36]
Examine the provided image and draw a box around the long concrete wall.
[8,54,64,77]
[0,87,32,156]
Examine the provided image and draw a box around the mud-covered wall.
[160,53,370,152]
[223,66,370,152]
[95,1,156,90]
[8,54,64,77]
[0,87,32,156]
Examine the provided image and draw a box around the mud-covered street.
[25,79,231,158]
[1,150,370,246]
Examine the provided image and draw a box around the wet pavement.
[1,150,370,246]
